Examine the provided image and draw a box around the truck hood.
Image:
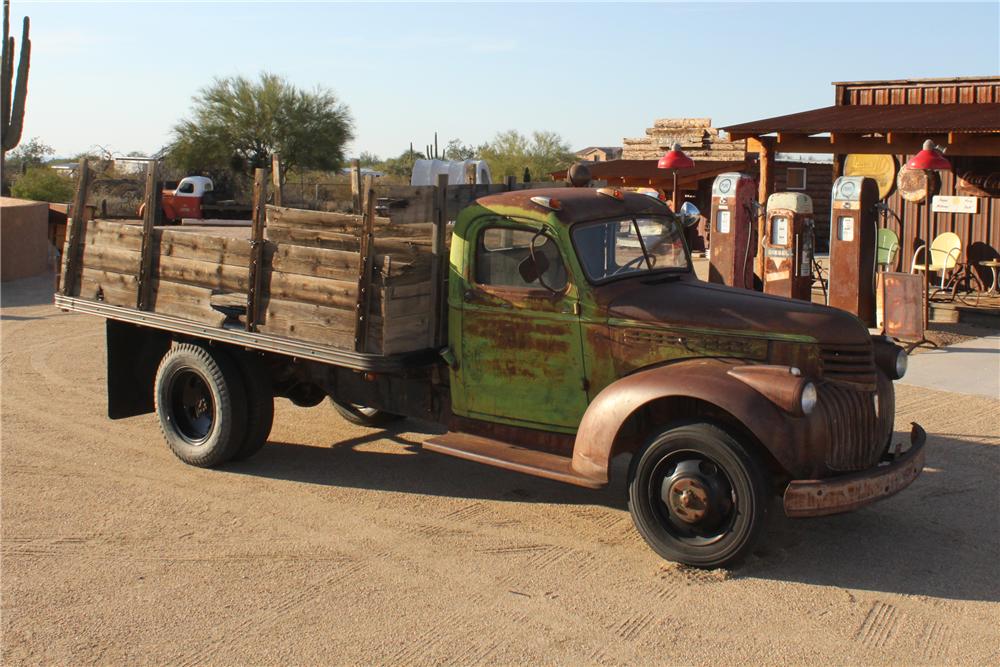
[605,276,871,346]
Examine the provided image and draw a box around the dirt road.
[2,274,998,665]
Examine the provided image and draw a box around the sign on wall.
[931,196,979,214]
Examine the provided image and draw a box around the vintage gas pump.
[828,176,879,325]
[762,192,815,301]
[708,172,757,289]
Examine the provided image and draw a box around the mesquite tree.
[1,0,30,186]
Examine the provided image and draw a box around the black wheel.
[328,398,404,427]
[627,421,770,569]
[154,343,248,467]
[230,352,274,461]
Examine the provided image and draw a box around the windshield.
[572,216,690,282]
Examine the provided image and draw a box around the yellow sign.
[844,154,898,199]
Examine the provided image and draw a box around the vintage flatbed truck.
[55,166,925,568]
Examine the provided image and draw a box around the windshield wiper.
[631,217,654,270]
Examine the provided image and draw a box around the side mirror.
[518,251,550,284]
[679,201,701,227]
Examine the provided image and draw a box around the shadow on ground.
[229,423,999,603]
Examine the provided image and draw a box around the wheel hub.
[664,478,710,523]
[659,458,733,531]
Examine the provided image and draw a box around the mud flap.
[107,320,170,419]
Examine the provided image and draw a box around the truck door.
[173,179,201,219]
[458,220,588,431]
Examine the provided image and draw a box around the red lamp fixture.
[657,142,695,170]
[906,140,951,171]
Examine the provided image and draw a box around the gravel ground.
[2,273,998,665]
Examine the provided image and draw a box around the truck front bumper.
[783,423,926,518]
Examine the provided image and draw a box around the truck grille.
[819,381,894,471]
[820,343,877,390]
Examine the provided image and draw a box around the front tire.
[154,343,247,467]
[627,421,770,569]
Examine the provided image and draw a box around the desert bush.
[10,166,74,203]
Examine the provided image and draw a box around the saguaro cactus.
[1,0,31,175]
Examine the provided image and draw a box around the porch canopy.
[723,103,1000,156]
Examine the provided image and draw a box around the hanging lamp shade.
[657,142,695,170]
[906,140,952,171]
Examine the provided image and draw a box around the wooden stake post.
[350,159,362,213]
[271,154,283,207]
[60,158,92,296]
[430,173,449,347]
[246,168,268,330]
[354,175,376,352]
[136,160,161,310]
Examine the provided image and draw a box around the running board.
[422,432,604,489]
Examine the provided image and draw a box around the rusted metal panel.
[879,272,924,340]
[783,423,926,518]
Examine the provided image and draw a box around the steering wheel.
[529,230,559,292]
[612,255,648,276]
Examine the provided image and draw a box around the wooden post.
[755,138,775,281]
[430,173,449,348]
[505,175,516,191]
[271,154,283,207]
[136,160,161,310]
[246,168,268,331]
[350,159,361,213]
[354,175,376,352]
[60,158,91,296]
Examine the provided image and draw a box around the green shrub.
[10,166,74,203]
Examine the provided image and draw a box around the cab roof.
[473,187,672,225]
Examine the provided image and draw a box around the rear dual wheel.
[154,343,273,467]
[627,422,770,569]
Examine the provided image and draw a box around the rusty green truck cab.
[439,187,924,568]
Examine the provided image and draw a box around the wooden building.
[722,76,1000,280]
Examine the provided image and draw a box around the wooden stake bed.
[57,158,567,362]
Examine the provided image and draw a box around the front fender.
[572,359,820,484]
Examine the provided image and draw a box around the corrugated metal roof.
[722,104,1000,136]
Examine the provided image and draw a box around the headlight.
[800,382,818,415]
[895,348,908,379]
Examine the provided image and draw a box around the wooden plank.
[267,205,418,236]
[157,228,252,266]
[268,271,356,309]
[383,293,433,318]
[84,219,144,252]
[80,245,141,275]
[258,298,356,348]
[61,158,92,295]
[79,268,138,307]
[137,160,160,310]
[271,154,283,207]
[386,187,436,225]
[149,280,227,327]
[270,243,359,282]
[355,175,376,352]
[247,168,268,330]
[155,255,250,293]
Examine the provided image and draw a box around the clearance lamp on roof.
[657,142,695,213]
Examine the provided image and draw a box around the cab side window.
[177,181,195,194]
[475,225,568,291]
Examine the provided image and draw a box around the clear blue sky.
[15,1,1000,160]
